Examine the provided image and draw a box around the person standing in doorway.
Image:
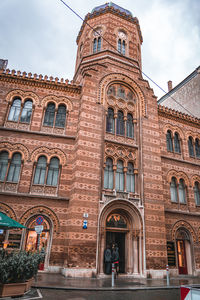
[112,243,120,278]
[104,245,112,274]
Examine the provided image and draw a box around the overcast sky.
[0,0,199,98]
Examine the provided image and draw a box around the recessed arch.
[0,202,17,220]
[0,142,29,161]
[30,146,67,165]
[171,220,197,243]
[41,95,73,111]
[6,89,39,105]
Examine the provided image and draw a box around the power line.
[59,0,196,118]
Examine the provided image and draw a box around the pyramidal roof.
[91,2,133,17]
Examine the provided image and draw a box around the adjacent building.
[0,3,199,278]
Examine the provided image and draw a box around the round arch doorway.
[176,228,193,275]
[98,200,144,276]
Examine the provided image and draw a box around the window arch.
[166,130,173,152]
[43,103,55,127]
[116,111,124,136]
[174,132,181,153]
[104,158,113,189]
[194,182,200,206]
[55,104,66,128]
[126,113,134,138]
[0,151,9,181]
[116,160,124,191]
[7,153,22,182]
[195,138,200,158]
[33,156,47,185]
[46,157,60,186]
[8,98,21,122]
[20,99,33,123]
[170,177,178,202]
[106,108,115,133]
[188,136,194,157]
[126,162,134,192]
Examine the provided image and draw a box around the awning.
[0,212,26,229]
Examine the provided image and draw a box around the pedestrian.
[104,245,112,274]
[111,243,119,278]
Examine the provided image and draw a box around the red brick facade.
[0,3,199,278]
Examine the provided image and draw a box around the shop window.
[106,108,115,133]
[126,114,134,138]
[116,160,124,191]
[104,158,113,189]
[194,182,200,206]
[126,162,135,192]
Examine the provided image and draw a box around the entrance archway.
[176,228,193,275]
[98,200,144,276]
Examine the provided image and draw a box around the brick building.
[0,3,199,278]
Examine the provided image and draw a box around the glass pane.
[93,38,97,53]
[8,99,21,122]
[47,157,59,186]
[126,114,134,138]
[194,182,200,205]
[116,160,124,191]
[122,40,125,55]
[195,139,200,158]
[20,100,32,123]
[117,111,124,135]
[188,137,194,157]
[179,179,186,203]
[166,131,173,152]
[55,105,66,128]
[97,37,101,52]
[0,151,9,181]
[174,133,181,153]
[43,103,55,127]
[170,177,178,202]
[118,39,122,53]
[104,158,113,189]
[127,162,135,192]
[34,156,47,184]
[106,214,127,228]
[106,108,115,133]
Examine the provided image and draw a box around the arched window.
[174,132,181,153]
[7,153,22,182]
[55,105,66,128]
[116,160,124,191]
[104,158,113,189]
[93,38,97,53]
[43,103,55,127]
[195,138,200,158]
[97,37,101,52]
[33,156,47,185]
[118,39,122,53]
[194,182,200,205]
[170,177,178,202]
[8,98,21,122]
[178,179,186,204]
[166,130,173,152]
[106,108,115,133]
[122,40,126,55]
[126,113,134,138]
[20,100,33,123]
[117,111,124,136]
[0,151,9,181]
[127,162,134,192]
[47,157,59,186]
[188,136,194,157]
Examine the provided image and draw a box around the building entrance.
[106,231,125,273]
[177,240,187,275]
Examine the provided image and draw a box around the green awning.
[0,212,26,229]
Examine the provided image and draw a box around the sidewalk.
[33,272,200,291]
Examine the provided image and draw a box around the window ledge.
[0,190,69,201]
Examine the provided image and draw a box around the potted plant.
[0,249,44,297]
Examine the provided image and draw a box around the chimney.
[167,80,172,92]
[0,59,8,71]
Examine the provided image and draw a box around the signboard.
[167,241,176,266]
[83,220,87,229]
[36,216,44,225]
[35,225,43,234]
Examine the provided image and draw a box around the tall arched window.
[104,158,113,189]
[0,151,9,181]
[178,179,186,204]
[43,103,55,127]
[166,130,173,152]
[174,132,181,153]
[116,160,124,191]
[33,156,47,185]
[93,38,97,53]
[122,40,126,55]
[97,37,101,52]
[126,162,134,192]
[7,153,22,182]
[188,136,194,157]
[194,182,200,205]
[118,39,122,53]
[47,157,59,186]
[55,105,66,128]
[117,111,124,136]
[170,177,178,202]
[106,108,115,133]
[8,98,21,122]
[20,100,33,123]
[126,113,134,138]
[195,138,200,158]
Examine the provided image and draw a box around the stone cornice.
[0,69,81,94]
[161,155,200,167]
[158,104,200,128]
[0,191,69,201]
[77,6,143,44]
[165,208,200,217]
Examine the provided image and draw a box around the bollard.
[166,264,170,286]
[112,263,115,287]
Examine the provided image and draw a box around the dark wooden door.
[106,231,125,273]
[177,240,187,274]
